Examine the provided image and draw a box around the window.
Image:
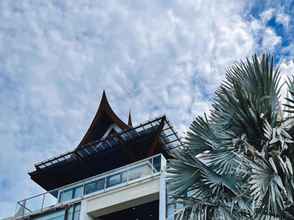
[106,172,127,188]
[84,178,105,195]
[34,203,80,220]
[107,173,121,187]
[33,209,65,220]
[59,186,83,202]
[128,164,153,181]
[67,204,81,220]
[73,186,83,199]
[84,181,96,195]
[73,204,81,220]
[153,156,161,172]
[96,178,105,191]
[59,189,73,202]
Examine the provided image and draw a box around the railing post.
[23,200,26,216]
[151,157,154,174]
[126,168,129,184]
[41,194,45,211]
[161,154,166,171]
[15,153,163,217]
[104,176,107,192]
[18,200,26,217]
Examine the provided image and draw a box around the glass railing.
[15,154,165,219]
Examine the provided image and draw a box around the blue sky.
[0,0,294,217]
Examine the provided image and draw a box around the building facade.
[9,92,182,220]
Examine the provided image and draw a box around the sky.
[0,0,294,217]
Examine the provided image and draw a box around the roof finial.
[99,90,111,108]
[101,89,107,100]
[128,110,133,127]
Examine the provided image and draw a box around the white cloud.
[249,17,281,52]
[282,43,294,60]
[250,7,291,53]
[280,60,294,76]
[276,13,290,27]
[261,27,282,50]
[0,0,266,217]
[260,8,290,28]
[280,60,294,98]
[260,8,275,24]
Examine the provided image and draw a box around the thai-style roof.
[29,92,182,191]
[77,91,131,148]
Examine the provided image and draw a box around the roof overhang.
[29,116,183,191]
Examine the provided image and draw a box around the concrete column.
[80,200,93,220]
[159,155,167,220]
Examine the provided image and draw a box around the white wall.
[80,177,160,219]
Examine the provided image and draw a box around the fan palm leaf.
[168,54,294,220]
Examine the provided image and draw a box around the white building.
[9,92,182,220]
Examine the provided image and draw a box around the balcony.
[15,154,165,219]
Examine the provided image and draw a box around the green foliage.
[168,54,294,219]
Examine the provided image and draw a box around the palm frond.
[186,114,219,155]
[211,54,281,148]
[249,159,286,218]
[168,54,294,220]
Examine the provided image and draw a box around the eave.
[29,116,182,191]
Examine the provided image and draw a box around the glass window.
[128,164,152,181]
[84,181,97,195]
[84,178,105,195]
[96,178,105,191]
[106,172,126,188]
[66,204,81,220]
[73,204,81,220]
[122,172,127,183]
[153,156,161,172]
[73,186,83,199]
[67,206,74,220]
[59,189,73,202]
[33,209,65,220]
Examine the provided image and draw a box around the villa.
[8,92,182,220]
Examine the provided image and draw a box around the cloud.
[260,8,290,28]
[280,60,294,98]
[280,59,294,76]
[260,8,275,23]
[276,13,290,27]
[0,0,286,217]
[248,12,282,52]
[261,27,282,50]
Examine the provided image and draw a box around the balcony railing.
[15,154,165,219]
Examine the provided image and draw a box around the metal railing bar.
[17,154,164,219]
[35,151,74,167]
[18,153,163,204]
[17,201,33,213]
[33,116,168,169]
[78,116,164,149]
[161,132,176,139]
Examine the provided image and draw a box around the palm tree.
[168,54,294,219]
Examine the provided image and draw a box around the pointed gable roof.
[128,111,133,127]
[29,91,182,191]
[77,91,130,148]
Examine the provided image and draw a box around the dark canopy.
[29,92,182,191]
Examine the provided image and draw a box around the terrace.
[15,154,166,219]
